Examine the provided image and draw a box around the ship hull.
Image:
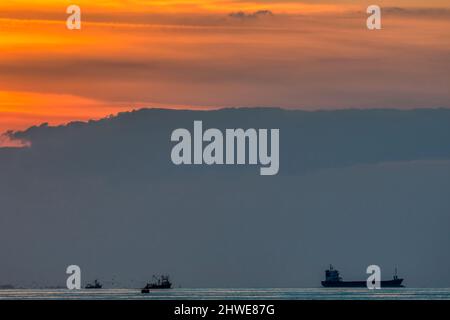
[141,286,171,293]
[148,284,172,289]
[322,279,404,288]
[141,283,172,293]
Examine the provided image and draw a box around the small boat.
[141,275,172,293]
[85,279,102,289]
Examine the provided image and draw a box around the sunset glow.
[1,0,449,141]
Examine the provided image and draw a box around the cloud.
[0,131,30,148]
[1,108,450,287]
[383,6,450,17]
[229,10,274,19]
[9,107,450,173]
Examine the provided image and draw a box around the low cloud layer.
[1,108,450,288]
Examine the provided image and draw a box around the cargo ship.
[321,265,404,288]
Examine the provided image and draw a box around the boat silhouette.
[321,265,404,288]
[141,275,172,293]
[85,279,102,289]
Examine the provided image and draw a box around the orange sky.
[1,1,450,143]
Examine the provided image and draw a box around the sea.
[0,288,449,300]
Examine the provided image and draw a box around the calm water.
[0,288,449,300]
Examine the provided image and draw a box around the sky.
[0,0,450,140]
[0,2,449,288]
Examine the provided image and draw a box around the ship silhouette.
[141,275,172,293]
[85,279,102,289]
[321,265,404,288]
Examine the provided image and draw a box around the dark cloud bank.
[1,108,450,288]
